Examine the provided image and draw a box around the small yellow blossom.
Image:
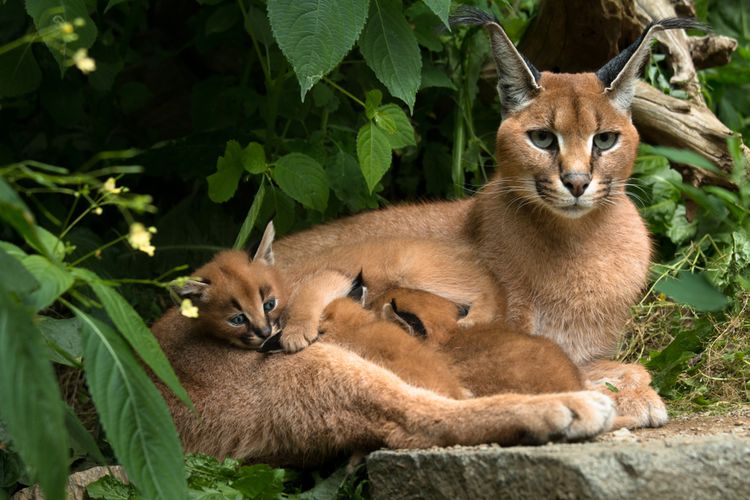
[72,48,96,74]
[94,249,102,259]
[180,299,199,318]
[61,22,74,34]
[128,223,156,256]
[657,293,667,301]
[73,17,85,27]
[102,177,122,194]
[93,207,103,215]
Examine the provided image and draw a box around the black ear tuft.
[347,270,365,302]
[395,310,427,339]
[449,5,498,27]
[259,331,283,353]
[389,298,399,314]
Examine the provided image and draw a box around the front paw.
[278,320,319,353]
[590,381,668,428]
[456,305,495,329]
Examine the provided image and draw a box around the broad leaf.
[0,293,68,500]
[654,271,729,311]
[327,151,375,212]
[272,153,329,212]
[73,305,188,499]
[0,246,39,299]
[234,180,266,249]
[25,0,98,73]
[0,177,48,258]
[207,140,245,203]
[268,0,370,99]
[640,144,722,174]
[21,255,74,311]
[63,403,105,463]
[0,46,41,98]
[84,275,193,409]
[365,89,383,120]
[359,0,422,111]
[243,142,267,174]
[374,104,416,149]
[38,316,83,367]
[422,0,450,28]
[357,122,392,192]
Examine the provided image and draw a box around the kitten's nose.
[259,325,272,338]
[561,173,591,198]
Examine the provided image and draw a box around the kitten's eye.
[528,130,557,150]
[228,313,247,326]
[593,132,619,150]
[263,298,277,313]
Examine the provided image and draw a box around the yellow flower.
[93,207,103,215]
[73,17,86,27]
[128,223,156,256]
[657,293,667,302]
[102,177,122,194]
[72,48,96,74]
[180,299,199,318]
[61,22,74,34]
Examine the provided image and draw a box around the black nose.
[561,173,591,198]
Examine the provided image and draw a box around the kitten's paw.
[593,383,668,428]
[456,303,495,329]
[279,321,319,353]
[526,391,615,444]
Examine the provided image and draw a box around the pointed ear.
[347,270,367,305]
[171,279,210,302]
[382,301,414,337]
[596,18,708,112]
[252,221,275,265]
[451,7,541,115]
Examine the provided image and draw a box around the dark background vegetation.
[0,0,748,498]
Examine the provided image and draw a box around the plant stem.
[323,77,366,108]
[70,234,128,267]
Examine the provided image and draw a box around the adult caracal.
[270,11,701,427]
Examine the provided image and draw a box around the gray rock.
[11,466,127,500]
[367,436,750,500]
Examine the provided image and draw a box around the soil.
[598,407,750,443]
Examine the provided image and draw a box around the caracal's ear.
[450,6,541,116]
[252,220,275,265]
[596,18,708,113]
[347,270,367,306]
[171,279,210,303]
[382,300,414,337]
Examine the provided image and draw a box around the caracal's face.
[495,73,639,219]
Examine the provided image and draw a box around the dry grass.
[619,292,750,415]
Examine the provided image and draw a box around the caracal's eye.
[228,313,247,326]
[528,130,557,150]
[593,132,619,150]
[263,298,277,313]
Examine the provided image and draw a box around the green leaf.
[640,145,722,175]
[421,0,450,28]
[365,89,383,120]
[205,4,240,35]
[360,0,422,111]
[268,0,370,99]
[231,464,288,499]
[83,276,193,409]
[272,153,329,212]
[63,403,105,463]
[25,0,98,74]
[37,316,83,367]
[374,104,416,149]
[0,46,41,98]
[87,475,138,500]
[0,246,39,298]
[243,142,267,174]
[20,255,74,311]
[420,62,456,90]
[73,305,188,500]
[357,122,392,192]
[234,180,266,249]
[0,293,69,500]
[0,177,48,259]
[327,151,375,212]
[654,271,729,312]
[207,140,245,203]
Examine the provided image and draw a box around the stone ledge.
[367,436,750,499]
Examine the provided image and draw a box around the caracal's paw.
[456,303,496,329]
[526,391,615,444]
[593,384,668,429]
[278,320,319,353]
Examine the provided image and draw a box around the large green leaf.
[25,0,98,73]
[268,0,370,99]
[0,293,68,500]
[357,122,392,192]
[0,46,41,98]
[272,153,329,212]
[359,0,422,111]
[0,246,39,300]
[234,180,266,249]
[654,270,729,312]
[421,0,450,28]
[38,316,83,367]
[0,177,48,258]
[73,305,187,499]
[21,255,74,311]
[82,275,193,409]
[207,140,246,203]
[640,144,722,175]
[374,104,416,149]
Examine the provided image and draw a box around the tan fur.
[277,238,502,352]
[317,297,470,399]
[172,250,286,349]
[153,310,615,465]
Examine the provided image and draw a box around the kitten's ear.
[252,221,275,265]
[382,301,414,337]
[347,270,367,306]
[172,279,210,302]
[596,18,708,112]
[450,7,541,116]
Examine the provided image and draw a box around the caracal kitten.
[269,12,701,428]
